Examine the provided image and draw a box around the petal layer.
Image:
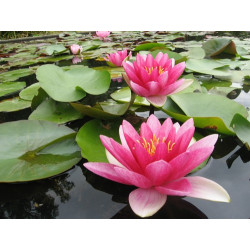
[129,188,167,217]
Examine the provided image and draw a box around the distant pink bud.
[96,31,111,39]
[70,44,82,55]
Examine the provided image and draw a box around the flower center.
[136,134,175,156]
[144,66,165,75]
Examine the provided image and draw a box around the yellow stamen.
[136,134,175,156]
[144,66,165,75]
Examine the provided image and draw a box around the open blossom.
[105,50,132,67]
[70,44,83,55]
[122,52,193,107]
[96,31,110,39]
[84,115,230,218]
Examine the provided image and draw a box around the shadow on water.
[0,171,74,219]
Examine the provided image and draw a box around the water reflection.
[112,197,208,219]
[0,172,74,219]
[226,146,250,168]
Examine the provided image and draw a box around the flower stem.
[149,104,155,115]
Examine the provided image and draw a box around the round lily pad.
[0,120,81,182]
[36,64,111,102]
[0,81,26,97]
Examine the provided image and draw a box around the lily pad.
[0,68,34,82]
[202,38,237,57]
[134,42,166,52]
[110,87,150,106]
[29,98,84,124]
[162,92,248,135]
[231,113,250,150]
[185,59,231,76]
[70,99,132,119]
[19,82,40,101]
[0,120,81,182]
[76,119,121,162]
[0,97,31,112]
[36,64,111,102]
[45,44,67,55]
[0,81,26,97]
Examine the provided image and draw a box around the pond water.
[0,31,249,219]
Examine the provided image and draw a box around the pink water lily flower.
[70,44,83,55]
[122,52,193,107]
[105,50,132,67]
[84,115,230,218]
[96,31,111,40]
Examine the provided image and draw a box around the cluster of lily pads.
[0,31,250,217]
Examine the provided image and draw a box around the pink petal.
[146,95,167,107]
[123,62,142,84]
[168,62,185,84]
[187,134,218,151]
[136,53,146,68]
[174,118,195,155]
[145,160,172,186]
[161,79,185,96]
[155,52,164,64]
[119,125,130,150]
[155,178,192,196]
[122,120,140,142]
[105,149,127,169]
[130,81,150,97]
[146,53,154,68]
[132,142,152,167]
[140,122,153,141]
[129,188,167,217]
[114,167,152,189]
[144,81,162,95]
[100,135,141,173]
[83,162,131,185]
[157,117,173,139]
[157,71,168,89]
[170,79,193,95]
[146,114,161,135]
[185,176,230,202]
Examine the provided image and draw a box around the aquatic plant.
[105,50,132,67]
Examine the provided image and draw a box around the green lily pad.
[231,113,250,150]
[70,99,131,119]
[110,87,150,106]
[184,47,206,59]
[76,119,121,162]
[209,87,241,97]
[80,40,102,51]
[134,42,166,52]
[200,77,232,90]
[186,59,231,76]
[202,38,237,57]
[0,81,26,97]
[36,64,111,102]
[45,44,67,55]
[0,68,35,82]
[0,97,31,112]
[162,92,248,135]
[93,66,124,78]
[0,120,81,182]
[29,98,84,124]
[19,82,40,101]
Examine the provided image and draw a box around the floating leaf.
[162,93,248,135]
[134,42,166,52]
[184,47,205,59]
[45,44,67,55]
[231,113,250,150]
[36,64,111,102]
[110,87,150,106]
[186,59,231,76]
[19,82,40,101]
[0,120,81,182]
[0,97,31,112]
[0,81,26,97]
[29,98,83,124]
[76,119,121,162]
[0,68,34,82]
[71,99,131,119]
[202,38,237,57]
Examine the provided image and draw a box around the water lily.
[84,115,230,218]
[96,31,111,40]
[70,44,82,55]
[122,52,193,107]
[105,50,132,67]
